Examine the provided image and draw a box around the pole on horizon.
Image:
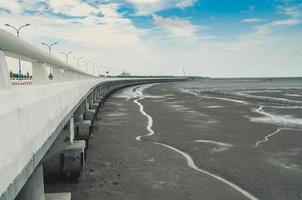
[182,67,186,77]
[4,23,30,80]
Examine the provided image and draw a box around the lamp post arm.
[17,24,29,32]
[50,42,58,48]
[5,24,18,32]
[41,43,50,48]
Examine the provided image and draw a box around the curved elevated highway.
[0,28,184,200]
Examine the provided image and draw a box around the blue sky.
[0,0,302,77]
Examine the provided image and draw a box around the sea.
[177,77,302,92]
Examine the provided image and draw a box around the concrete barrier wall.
[0,78,183,200]
[0,79,106,198]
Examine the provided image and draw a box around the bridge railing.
[0,28,97,89]
[0,28,107,200]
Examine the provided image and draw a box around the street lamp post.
[41,42,58,55]
[61,51,72,64]
[73,56,83,72]
[4,23,30,80]
[41,42,58,79]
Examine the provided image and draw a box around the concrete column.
[0,50,12,89]
[15,165,45,200]
[70,116,75,143]
[85,99,89,111]
[74,101,87,119]
[32,62,49,85]
[43,118,74,163]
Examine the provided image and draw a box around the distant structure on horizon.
[120,71,131,77]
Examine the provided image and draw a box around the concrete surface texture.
[0,79,102,196]
[45,81,302,200]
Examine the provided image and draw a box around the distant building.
[120,71,131,77]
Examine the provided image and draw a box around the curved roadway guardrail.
[0,28,91,78]
[0,28,185,200]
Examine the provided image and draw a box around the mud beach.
[45,80,302,200]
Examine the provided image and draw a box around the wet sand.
[45,81,302,200]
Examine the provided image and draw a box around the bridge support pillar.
[84,109,96,124]
[89,102,99,111]
[15,165,45,200]
[83,97,97,125]
[91,88,103,111]
[89,91,99,111]
[74,101,86,119]
[74,119,91,148]
[43,117,85,182]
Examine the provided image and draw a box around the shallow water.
[177,78,302,91]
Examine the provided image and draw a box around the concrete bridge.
[0,28,183,200]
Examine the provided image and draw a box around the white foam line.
[205,96,249,105]
[152,142,258,200]
[263,105,302,109]
[254,128,281,148]
[181,89,200,97]
[285,94,302,97]
[254,128,302,148]
[194,140,233,147]
[133,87,258,200]
[134,97,154,141]
[205,106,224,108]
[254,106,302,127]
[256,106,264,113]
[181,89,248,105]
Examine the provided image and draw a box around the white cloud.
[175,0,195,8]
[0,0,21,12]
[152,15,205,41]
[48,0,98,17]
[126,0,196,15]
[242,18,264,23]
[0,0,148,76]
[280,3,302,18]
[1,1,146,49]
[270,18,301,26]
[251,3,302,35]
